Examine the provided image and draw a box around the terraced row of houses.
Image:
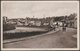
[3,13,77,29]
[3,16,62,27]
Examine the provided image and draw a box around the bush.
[3,24,16,31]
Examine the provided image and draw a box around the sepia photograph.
[1,1,79,50]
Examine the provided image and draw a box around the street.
[3,27,77,48]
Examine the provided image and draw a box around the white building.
[35,21,41,26]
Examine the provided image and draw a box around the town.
[3,13,77,48]
[3,13,77,42]
[3,13,77,31]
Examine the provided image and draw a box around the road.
[3,27,77,48]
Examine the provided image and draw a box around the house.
[17,21,23,26]
[35,21,41,26]
[29,21,35,26]
[57,22,63,26]
[43,23,49,26]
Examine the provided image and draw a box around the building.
[35,21,41,26]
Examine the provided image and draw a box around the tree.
[68,13,77,20]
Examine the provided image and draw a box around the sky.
[1,1,79,19]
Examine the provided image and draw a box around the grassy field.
[3,27,48,40]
